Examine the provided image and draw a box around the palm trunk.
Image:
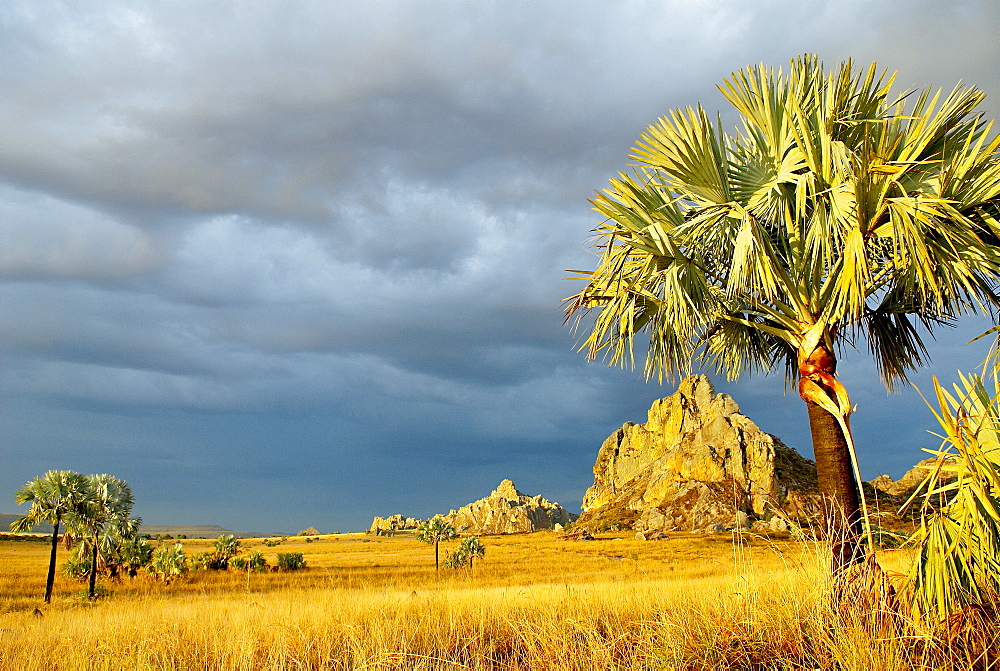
[434,540,440,571]
[88,536,99,598]
[798,337,865,573]
[805,400,864,571]
[44,516,61,604]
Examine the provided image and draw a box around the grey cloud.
[2,0,999,531]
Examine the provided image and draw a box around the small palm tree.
[150,542,188,584]
[9,470,90,603]
[208,533,242,570]
[113,535,154,578]
[415,516,459,571]
[457,536,486,569]
[906,367,1000,622]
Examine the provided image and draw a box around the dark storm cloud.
[2,0,999,531]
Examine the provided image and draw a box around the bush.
[150,543,188,584]
[212,534,242,556]
[190,552,210,571]
[246,550,267,572]
[62,554,91,580]
[115,537,154,577]
[262,538,281,547]
[230,557,248,570]
[205,552,230,570]
[75,585,112,600]
[443,550,468,569]
[276,552,306,570]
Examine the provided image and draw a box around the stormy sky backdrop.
[3,1,999,533]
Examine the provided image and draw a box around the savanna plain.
[1,530,989,670]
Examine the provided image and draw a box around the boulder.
[577,375,820,533]
[635,530,669,541]
[443,480,578,535]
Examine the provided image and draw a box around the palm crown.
[567,55,1000,388]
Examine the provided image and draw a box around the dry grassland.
[0,531,976,669]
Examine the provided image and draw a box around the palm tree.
[904,364,1000,622]
[208,533,242,570]
[66,474,136,598]
[566,55,1000,571]
[415,516,459,571]
[457,536,486,569]
[9,470,90,603]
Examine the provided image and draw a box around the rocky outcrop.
[871,458,952,497]
[577,375,819,533]
[369,481,578,536]
[368,514,421,535]
[443,480,578,534]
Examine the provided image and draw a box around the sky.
[2,1,999,534]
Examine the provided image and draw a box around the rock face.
[443,480,578,534]
[577,375,819,533]
[871,458,951,497]
[368,514,421,535]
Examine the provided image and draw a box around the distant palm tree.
[566,54,1000,571]
[66,474,136,598]
[10,470,90,603]
[415,516,459,571]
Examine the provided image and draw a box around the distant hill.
[0,513,52,534]
[0,515,273,539]
[139,524,275,539]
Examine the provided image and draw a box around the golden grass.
[0,532,991,669]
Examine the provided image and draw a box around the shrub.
[276,552,306,570]
[75,585,112,600]
[262,538,281,547]
[61,554,91,580]
[150,543,188,584]
[443,550,468,569]
[246,550,267,572]
[190,552,210,570]
[205,552,230,570]
[212,534,242,556]
[203,534,242,570]
[230,557,248,570]
[115,536,154,577]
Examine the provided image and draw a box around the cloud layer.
[2,1,998,532]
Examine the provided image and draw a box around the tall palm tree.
[415,516,459,571]
[66,474,136,598]
[566,55,1000,571]
[9,470,90,603]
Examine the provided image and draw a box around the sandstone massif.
[443,479,578,534]
[576,375,820,533]
[369,480,578,535]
